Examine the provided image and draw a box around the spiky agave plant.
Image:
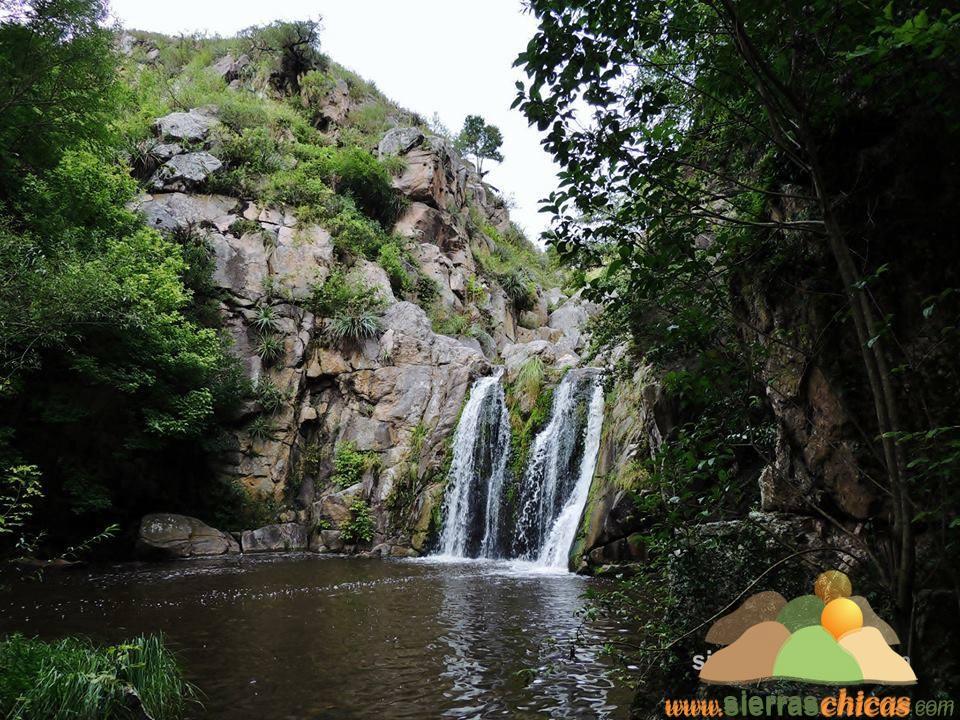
[251,304,279,333]
[326,312,382,342]
[255,334,284,364]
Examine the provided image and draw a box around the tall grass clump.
[0,633,197,720]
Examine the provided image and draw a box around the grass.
[0,633,197,720]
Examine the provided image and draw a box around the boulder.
[241,523,309,553]
[155,109,217,142]
[150,151,222,191]
[136,513,239,559]
[314,486,363,526]
[207,231,268,299]
[133,192,240,232]
[378,127,424,157]
[355,259,396,304]
[211,53,249,83]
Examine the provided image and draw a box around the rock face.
[136,513,240,558]
[129,92,597,557]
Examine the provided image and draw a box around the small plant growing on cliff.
[247,415,276,442]
[256,334,284,364]
[252,304,280,333]
[311,270,386,343]
[341,498,375,544]
[331,441,377,489]
[514,356,546,408]
[254,378,287,414]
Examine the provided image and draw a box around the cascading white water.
[436,370,511,558]
[435,367,605,571]
[536,376,605,568]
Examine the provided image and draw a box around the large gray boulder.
[133,192,239,232]
[241,523,309,553]
[137,513,239,559]
[150,151,222,191]
[378,127,424,157]
[155,109,217,142]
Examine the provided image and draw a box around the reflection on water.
[0,555,632,719]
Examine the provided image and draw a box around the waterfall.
[512,369,604,563]
[435,367,605,570]
[436,370,511,558]
[536,376,605,568]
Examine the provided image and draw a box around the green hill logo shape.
[698,571,916,686]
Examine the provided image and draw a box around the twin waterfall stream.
[437,368,605,570]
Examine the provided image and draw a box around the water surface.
[0,554,632,719]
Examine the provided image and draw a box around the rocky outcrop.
[136,513,240,558]
[129,96,594,557]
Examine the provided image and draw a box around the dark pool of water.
[0,554,634,719]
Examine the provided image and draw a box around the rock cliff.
[121,32,596,556]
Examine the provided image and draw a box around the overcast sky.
[107,0,557,240]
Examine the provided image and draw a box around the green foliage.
[0,633,196,720]
[254,378,288,414]
[240,20,327,95]
[514,357,546,409]
[310,270,386,343]
[266,146,403,229]
[0,465,42,539]
[340,498,376,544]
[377,243,413,294]
[0,0,120,197]
[247,415,277,442]
[508,385,555,479]
[330,441,376,490]
[255,335,284,364]
[454,114,504,175]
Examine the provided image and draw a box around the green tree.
[515,0,960,681]
[0,0,120,198]
[241,19,327,95]
[454,114,504,176]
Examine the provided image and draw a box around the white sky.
[107,0,557,241]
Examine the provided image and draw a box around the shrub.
[330,441,375,489]
[415,275,440,304]
[322,146,404,227]
[310,270,386,343]
[377,242,413,293]
[340,498,376,544]
[0,633,196,720]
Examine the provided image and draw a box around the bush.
[377,242,413,293]
[331,441,375,489]
[310,270,386,343]
[320,146,404,227]
[340,498,376,544]
[0,633,196,720]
